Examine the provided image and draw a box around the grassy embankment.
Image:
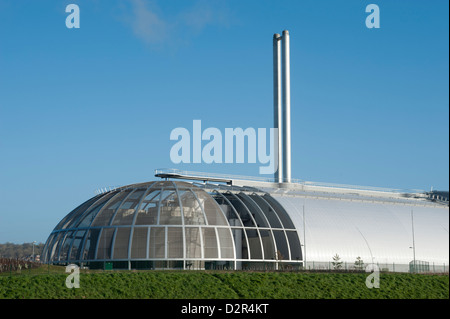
[0,266,448,299]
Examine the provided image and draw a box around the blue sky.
[0,0,448,244]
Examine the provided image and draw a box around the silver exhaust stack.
[273,30,291,183]
[282,30,291,183]
[273,33,282,183]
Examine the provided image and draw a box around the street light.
[303,205,306,268]
[32,241,37,262]
[410,209,416,273]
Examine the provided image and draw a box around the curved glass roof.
[42,181,303,269]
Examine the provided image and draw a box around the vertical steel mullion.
[214,227,221,259]
[172,182,186,263]
[146,227,150,260]
[199,226,205,260]
[213,191,246,262]
[128,184,155,260]
[156,187,165,225]
[164,226,168,259]
[93,228,102,260]
[190,189,209,225]
[110,228,118,259]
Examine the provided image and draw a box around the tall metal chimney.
[282,30,291,183]
[273,33,282,183]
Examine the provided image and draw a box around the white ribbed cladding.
[271,194,449,265]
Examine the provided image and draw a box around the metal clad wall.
[271,195,449,265]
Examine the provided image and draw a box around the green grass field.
[0,266,448,299]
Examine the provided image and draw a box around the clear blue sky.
[0,0,448,244]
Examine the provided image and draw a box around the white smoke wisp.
[124,0,232,49]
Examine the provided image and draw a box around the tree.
[332,253,343,270]
[354,256,364,270]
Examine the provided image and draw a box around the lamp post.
[410,209,416,273]
[303,205,306,268]
[32,241,36,262]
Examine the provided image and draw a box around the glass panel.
[246,229,262,260]
[193,190,228,226]
[55,194,104,230]
[226,193,256,227]
[112,189,146,225]
[217,228,234,259]
[42,233,55,263]
[237,193,270,228]
[135,190,161,225]
[185,227,201,258]
[263,194,296,229]
[47,233,61,261]
[259,230,275,260]
[82,229,100,260]
[75,194,115,228]
[59,231,75,262]
[159,190,182,225]
[286,231,303,261]
[250,195,282,228]
[96,228,115,259]
[272,230,289,261]
[159,188,175,201]
[69,230,86,260]
[231,227,248,259]
[181,190,206,225]
[51,231,66,261]
[91,190,132,227]
[212,193,243,226]
[113,227,131,259]
[173,181,196,189]
[167,227,183,258]
[149,227,165,258]
[131,227,148,259]
[202,227,218,258]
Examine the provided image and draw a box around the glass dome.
[42,181,303,270]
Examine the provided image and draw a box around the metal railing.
[2,259,447,274]
[154,168,303,184]
[94,185,122,195]
[153,168,425,195]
